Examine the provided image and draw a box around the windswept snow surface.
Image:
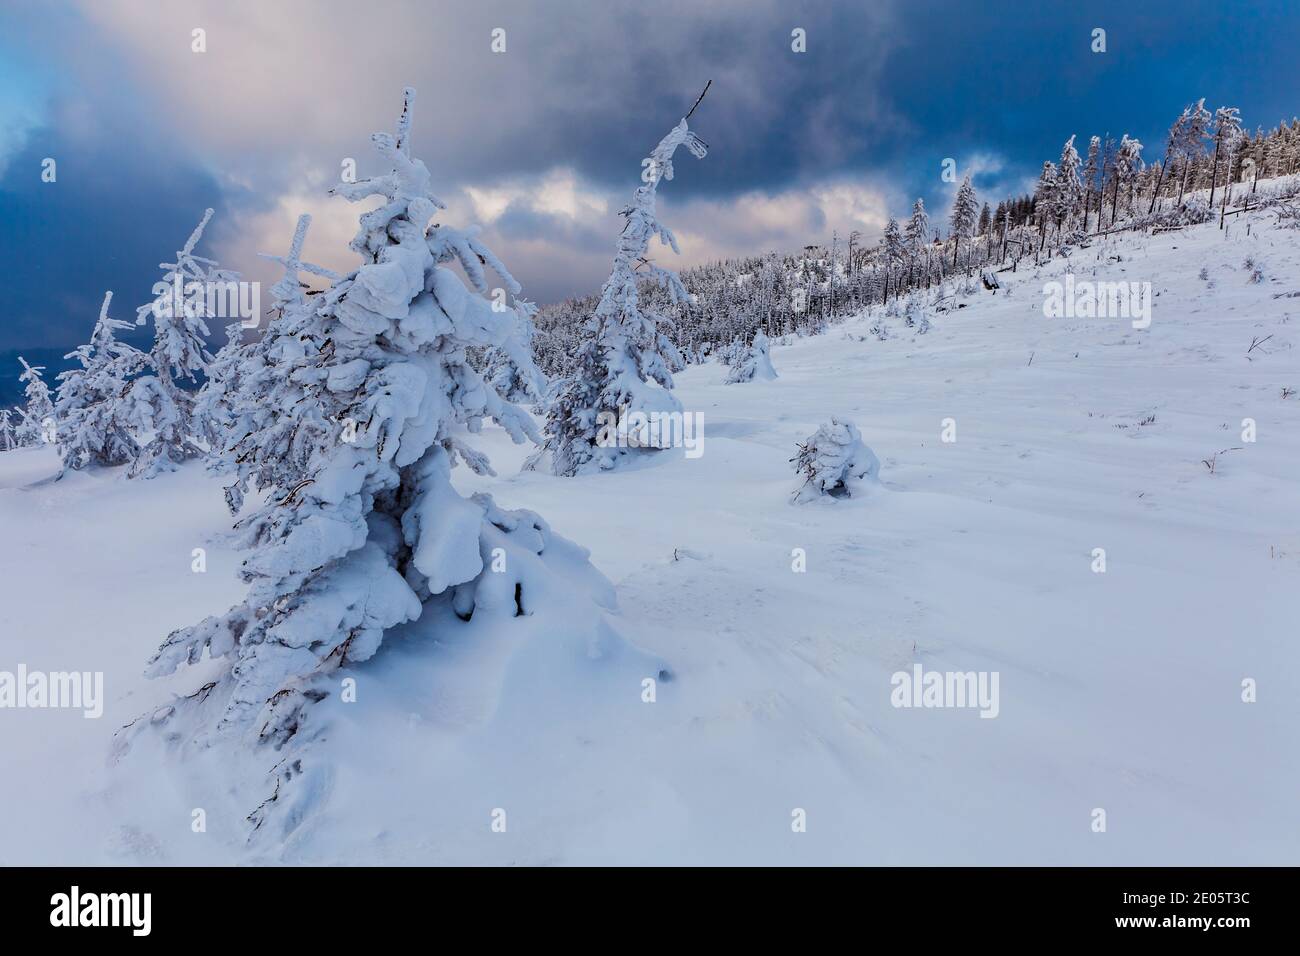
[2,214,1298,865]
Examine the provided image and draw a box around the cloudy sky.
[1,0,1297,359]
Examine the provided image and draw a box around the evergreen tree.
[791,418,880,504]
[131,208,239,478]
[882,217,905,297]
[131,92,636,834]
[1033,161,1060,249]
[1056,135,1084,231]
[948,176,978,267]
[905,198,930,287]
[16,357,54,446]
[1083,135,1102,228]
[1112,134,1144,222]
[54,291,150,471]
[533,97,707,476]
[198,213,339,505]
[724,330,777,383]
[0,409,18,451]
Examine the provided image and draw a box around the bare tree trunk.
[1219,145,1235,229]
[1148,158,1167,215]
[1208,135,1222,210]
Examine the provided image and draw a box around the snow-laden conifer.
[949,176,978,267]
[724,330,777,383]
[791,418,880,503]
[193,321,248,457]
[205,214,341,513]
[0,409,18,451]
[54,291,150,471]
[131,209,239,478]
[1083,135,1102,227]
[124,92,649,838]
[16,357,55,446]
[533,95,708,475]
[905,198,930,284]
[1056,135,1085,231]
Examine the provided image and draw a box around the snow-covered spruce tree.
[532,98,707,475]
[790,418,880,504]
[0,409,18,450]
[193,320,249,457]
[1111,134,1143,222]
[905,198,930,286]
[1083,135,1102,228]
[126,90,646,831]
[724,330,777,383]
[1033,161,1061,251]
[949,176,978,268]
[882,217,905,299]
[1055,135,1084,234]
[131,209,239,478]
[717,337,746,367]
[16,357,55,446]
[54,291,150,471]
[208,214,340,514]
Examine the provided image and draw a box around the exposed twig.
[685,80,712,121]
[1247,334,1273,355]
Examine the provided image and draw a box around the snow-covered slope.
[2,212,1298,865]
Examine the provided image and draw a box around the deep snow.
[2,209,1298,865]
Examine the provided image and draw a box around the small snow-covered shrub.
[1274,202,1300,228]
[903,298,931,334]
[1142,197,1213,230]
[724,331,777,383]
[716,338,746,367]
[1178,197,1214,225]
[791,418,880,503]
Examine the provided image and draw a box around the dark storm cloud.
[1,0,1298,366]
